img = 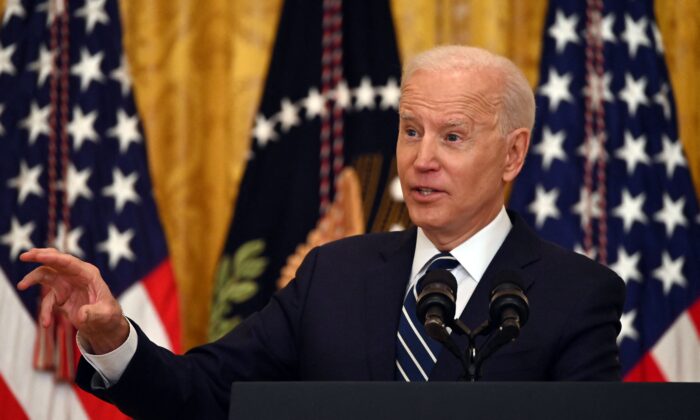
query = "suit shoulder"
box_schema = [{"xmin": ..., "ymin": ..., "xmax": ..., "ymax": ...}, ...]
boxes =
[
  {"xmin": 536, "ymin": 239, "xmax": 623, "ymax": 287},
  {"xmin": 317, "ymin": 230, "xmax": 411, "ymax": 256}
]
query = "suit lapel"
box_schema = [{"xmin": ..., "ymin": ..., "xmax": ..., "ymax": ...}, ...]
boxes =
[
  {"xmin": 430, "ymin": 211, "xmax": 540, "ymax": 380},
  {"xmin": 364, "ymin": 228, "xmax": 416, "ymax": 380}
]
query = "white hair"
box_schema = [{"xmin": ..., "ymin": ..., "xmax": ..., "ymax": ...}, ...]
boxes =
[{"xmin": 401, "ymin": 45, "xmax": 536, "ymax": 135}]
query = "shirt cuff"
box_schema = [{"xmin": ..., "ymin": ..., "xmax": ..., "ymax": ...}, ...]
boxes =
[{"xmin": 76, "ymin": 318, "xmax": 138, "ymax": 388}]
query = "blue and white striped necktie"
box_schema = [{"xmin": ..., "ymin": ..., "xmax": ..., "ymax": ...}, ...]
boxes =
[{"xmin": 395, "ymin": 252, "xmax": 459, "ymax": 381}]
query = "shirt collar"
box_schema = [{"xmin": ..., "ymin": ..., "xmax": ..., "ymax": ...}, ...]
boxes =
[{"xmin": 409, "ymin": 206, "xmax": 512, "ymax": 285}]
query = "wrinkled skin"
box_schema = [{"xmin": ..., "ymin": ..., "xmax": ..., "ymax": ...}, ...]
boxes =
[
  {"xmin": 18, "ymin": 248, "xmax": 128, "ymax": 353},
  {"xmin": 397, "ymin": 68, "xmax": 530, "ymax": 251}
]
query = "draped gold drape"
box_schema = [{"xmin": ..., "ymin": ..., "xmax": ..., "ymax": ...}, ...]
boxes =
[{"xmin": 2, "ymin": 1, "xmax": 697, "ymax": 349}]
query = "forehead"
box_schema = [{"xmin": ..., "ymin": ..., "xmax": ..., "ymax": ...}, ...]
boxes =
[{"xmin": 399, "ymin": 68, "xmax": 502, "ymax": 119}]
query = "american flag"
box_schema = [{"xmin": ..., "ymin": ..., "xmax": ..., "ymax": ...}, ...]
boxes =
[
  {"xmin": 510, "ymin": 0, "xmax": 700, "ymax": 381},
  {"xmin": 0, "ymin": 0, "xmax": 181, "ymax": 418}
]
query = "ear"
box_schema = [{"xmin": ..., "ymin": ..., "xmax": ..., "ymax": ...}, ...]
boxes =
[{"xmin": 502, "ymin": 128, "xmax": 530, "ymax": 182}]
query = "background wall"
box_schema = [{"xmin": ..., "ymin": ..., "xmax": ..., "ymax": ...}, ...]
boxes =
[{"xmin": 2, "ymin": 0, "xmax": 697, "ymax": 349}]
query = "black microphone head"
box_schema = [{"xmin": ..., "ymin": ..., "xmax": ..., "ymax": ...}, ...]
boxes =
[
  {"xmin": 489, "ymin": 269, "xmax": 529, "ymax": 327},
  {"xmin": 417, "ymin": 268, "xmax": 458, "ymax": 295},
  {"xmin": 416, "ymin": 269, "xmax": 457, "ymax": 327}
]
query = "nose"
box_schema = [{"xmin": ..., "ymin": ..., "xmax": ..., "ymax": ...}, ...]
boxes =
[{"xmin": 413, "ymin": 134, "xmax": 440, "ymax": 172}]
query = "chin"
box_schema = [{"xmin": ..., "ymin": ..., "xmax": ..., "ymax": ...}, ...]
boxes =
[{"xmin": 408, "ymin": 211, "xmax": 446, "ymax": 232}]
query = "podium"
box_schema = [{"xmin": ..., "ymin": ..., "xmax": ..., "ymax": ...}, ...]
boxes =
[{"xmin": 230, "ymin": 382, "xmax": 699, "ymax": 420}]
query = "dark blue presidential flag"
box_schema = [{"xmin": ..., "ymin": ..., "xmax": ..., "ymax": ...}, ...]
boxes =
[
  {"xmin": 0, "ymin": 1, "xmax": 180, "ymax": 418},
  {"xmin": 210, "ymin": 0, "xmax": 408, "ymax": 338},
  {"xmin": 510, "ymin": 0, "xmax": 700, "ymax": 381}
]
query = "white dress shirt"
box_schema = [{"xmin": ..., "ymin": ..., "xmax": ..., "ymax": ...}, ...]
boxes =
[
  {"xmin": 405, "ymin": 206, "xmax": 512, "ymax": 318},
  {"xmin": 80, "ymin": 206, "xmax": 512, "ymax": 386}
]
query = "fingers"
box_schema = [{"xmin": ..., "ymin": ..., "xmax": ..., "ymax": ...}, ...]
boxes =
[
  {"xmin": 19, "ymin": 248, "xmax": 99, "ymax": 283},
  {"xmin": 39, "ymin": 290, "xmax": 58, "ymax": 327},
  {"xmin": 17, "ymin": 266, "xmax": 58, "ymax": 290}
]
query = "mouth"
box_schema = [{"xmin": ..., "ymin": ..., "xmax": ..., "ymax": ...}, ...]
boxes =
[
  {"xmin": 410, "ymin": 186, "xmax": 445, "ymax": 200},
  {"xmin": 416, "ymin": 187, "xmax": 438, "ymax": 196}
]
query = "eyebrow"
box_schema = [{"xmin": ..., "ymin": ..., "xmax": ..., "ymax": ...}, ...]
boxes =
[
  {"xmin": 444, "ymin": 119, "xmax": 466, "ymax": 127},
  {"xmin": 399, "ymin": 113, "xmax": 467, "ymax": 127}
]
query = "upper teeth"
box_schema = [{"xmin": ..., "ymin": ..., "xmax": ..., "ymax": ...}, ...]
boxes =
[{"xmin": 418, "ymin": 188, "xmax": 434, "ymax": 195}]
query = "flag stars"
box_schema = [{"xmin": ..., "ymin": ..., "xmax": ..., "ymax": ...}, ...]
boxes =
[
  {"xmin": 576, "ymin": 135, "xmax": 607, "ymax": 162},
  {"xmin": 71, "ymin": 48, "xmax": 105, "ymax": 91},
  {"xmin": 609, "ymin": 247, "xmax": 642, "ymax": 284},
  {"xmin": 651, "ymin": 23, "xmax": 664, "ymax": 54},
  {"xmin": 378, "ymin": 77, "xmax": 400, "ymax": 110},
  {"xmin": 354, "ymin": 77, "xmax": 376, "ymax": 110},
  {"xmin": 66, "ymin": 164, "xmax": 93, "ymax": 205},
  {"xmin": 0, "ymin": 217, "xmax": 35, "ymax": 259},
  {"xmin": 98, "ymin": 224, "xmax": 135, "ymax": 269},
  {"xmin": 612, "ymin": 189, "xmax": 647, "ymax": 233},
  {"xmin": 102, "ymin": 168, "xmax": 140, "ymax": 213},
  {"xmin": 28, "ymin": 45, "xmax": 53, "ymax": 87},
  {"xmin": 548, "ymin": 9, "xmax": 580, "ymax": 53},
  {"xmin": 618, "ymin": 310, "xmax": 638, "ymax": 344},
  {"xmin": 2, "ymin": 0, "xmax": 25, "ymax": 24},
  {"xmin": 653, "ymin": 194, "xmax": 686, "ymax": 237},
  {"xmin": 614, "ymin": 131, "xmax": 650, "ymax": 174},
  {"xmin": 600, "ymin": 13, "xmax": 616, "ymax": 43},
  {"xmin": 0, "ymin": 42, "xmax": 17, "ymax": 76},
  {"xmin": 52, "ymin": 223, "xmax": 85, "ymax": 258},
  {"xmin": 654, "ymin": 135, "xmax": 686, "ymax": 178},
  {"xmin": 533, "ymin": 126, "xmax": 567, "ymax": 170},
  {"xmin": 68, "ymin": 106, "xmax": 99, "ymax": 150},
  {"xmin": 332, "ymin": 80, "xmax": 351, "ymax": 110},
  {"xmin": 619, "ymin": 73, "xmax": 649, "ymax": 116},
  {"xmin": 75, "ymin": 0, "xmax": 110, "ymax": 33},
  {"xmin": 621, "ymin": 15, "xmax": 651, "ymax": 58},
  {"xmin": 110, "ymin": 56, "xmax": 132, "ymax": 96},
  {"xmin": 107, "ymin": 109, "xmax": 142, "ymax": 153},
  {"xmin": 538, "ymin": 68, "xmax": 573, "ymax": 112},
  {"xmin": 277, "ymin": 98, "xmax": 300, "ymax": 132},
  {"xmin": 303, "ymin": 87, "xmax": 327, "ymax": 119},
  {"xmin": 652, "ymin": 252, "xmax": 686, "ymax": 295},
  {"xmin": 572, "ymin": 187, "xmax": 601, "ymax": 228},
  {"xmin": 252, "ymin": 114, "xmax": 277, "ymax": 147},
  {"xmin": 528, "ymin": 185, "xmax": 561, "ymax": 228},
  {"xmin": 20, "ymin": 102, "xmax": 51, "ymax": 144},
  {"xmin": 583, "ymin": 72, "xmax": 613, "ymax": 110},
  {"xmin": 573, "ymin": 243, "xmax": 597, "ymax": 260},
  {"xmin": 7, "ymin": 161, "xmax": 43, "ymax": 205},
  {"xmin": 37, "ymin": 0, "xmax": 66, "ymax": 26},
  {"xmin": 653, "ymin": 84, "xmax": 671, "ymax": 120}
]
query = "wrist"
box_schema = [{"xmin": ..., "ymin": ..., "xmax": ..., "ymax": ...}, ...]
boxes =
[{"xmin": 83, "ymin": 316, "xmax": 130, "ymax": 355}]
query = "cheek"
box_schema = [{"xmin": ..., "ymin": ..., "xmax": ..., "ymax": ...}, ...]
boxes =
[{"xmin": 396, "ymin": 143, "xmax": 412, "ymax": 172}]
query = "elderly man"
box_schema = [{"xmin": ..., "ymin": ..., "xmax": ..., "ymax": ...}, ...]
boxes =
[{"xmin": 18, "ymin": 46, "xmax": 625, "ymax": 418}]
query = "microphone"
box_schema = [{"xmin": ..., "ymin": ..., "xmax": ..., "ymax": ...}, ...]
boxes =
[
  {"xmin": 488, "ymin": 269, "xmax": 529, "ymax": 339},
  {"xmin": 416, "ymin": 269, "xmax": 458, "ymax": 342}
]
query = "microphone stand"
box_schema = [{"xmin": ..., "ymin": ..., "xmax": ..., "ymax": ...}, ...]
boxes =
[
  {"xmin": 439, "ymin": 318, "xmax": 517, "ymax": 381},
  {"xmin": 445, "ymin": 319, "xmax": 490, "ymax": 381}
]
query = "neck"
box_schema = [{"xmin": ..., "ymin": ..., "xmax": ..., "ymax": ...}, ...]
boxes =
[{"xmin": 422, "ymin": 206, "xmax": 503, "ymax": 252}]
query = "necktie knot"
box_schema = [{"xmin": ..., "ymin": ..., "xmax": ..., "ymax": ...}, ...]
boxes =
[{"xmin": 425, "ymin": 252, "xmax": 459, "ymax": 272}]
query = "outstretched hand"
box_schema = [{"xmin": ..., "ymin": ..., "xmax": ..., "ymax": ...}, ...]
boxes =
[{"xmin": 18, "ymin": 248, "xmax": 129, "ymax": 354}]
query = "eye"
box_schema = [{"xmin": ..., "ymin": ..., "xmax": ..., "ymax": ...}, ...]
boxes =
[
  {"xmin": 445, "ymin": 133, "xmax": 461, "ymax": 142},
  {"xmin": 406, "ymin": 128, "xmax": 418, "ymax": 137}
]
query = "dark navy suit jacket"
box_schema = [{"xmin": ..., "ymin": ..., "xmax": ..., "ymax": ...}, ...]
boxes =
[{"xmin": 77, "ymin": 211, "xmax": 625, "ymax": 419}]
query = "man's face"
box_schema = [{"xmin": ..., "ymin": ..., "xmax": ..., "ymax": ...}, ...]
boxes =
[{"xmin": 397, "ymin": 68, "xmax": 511, "ymax": 249}]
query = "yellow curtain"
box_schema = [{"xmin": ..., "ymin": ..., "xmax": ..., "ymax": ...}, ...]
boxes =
[
  {"xmin": 116, "ymin": 0, "xmax": 282, "ymax": 349},
  {"xmin": 2, "ymin": 0, "xmax": 697, "ymax": 349}
]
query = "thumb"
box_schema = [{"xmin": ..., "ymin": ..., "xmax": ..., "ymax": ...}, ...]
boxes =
[{"xmin": 78, "ymin": 300, "xmax": 123, "ymax": 331}]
